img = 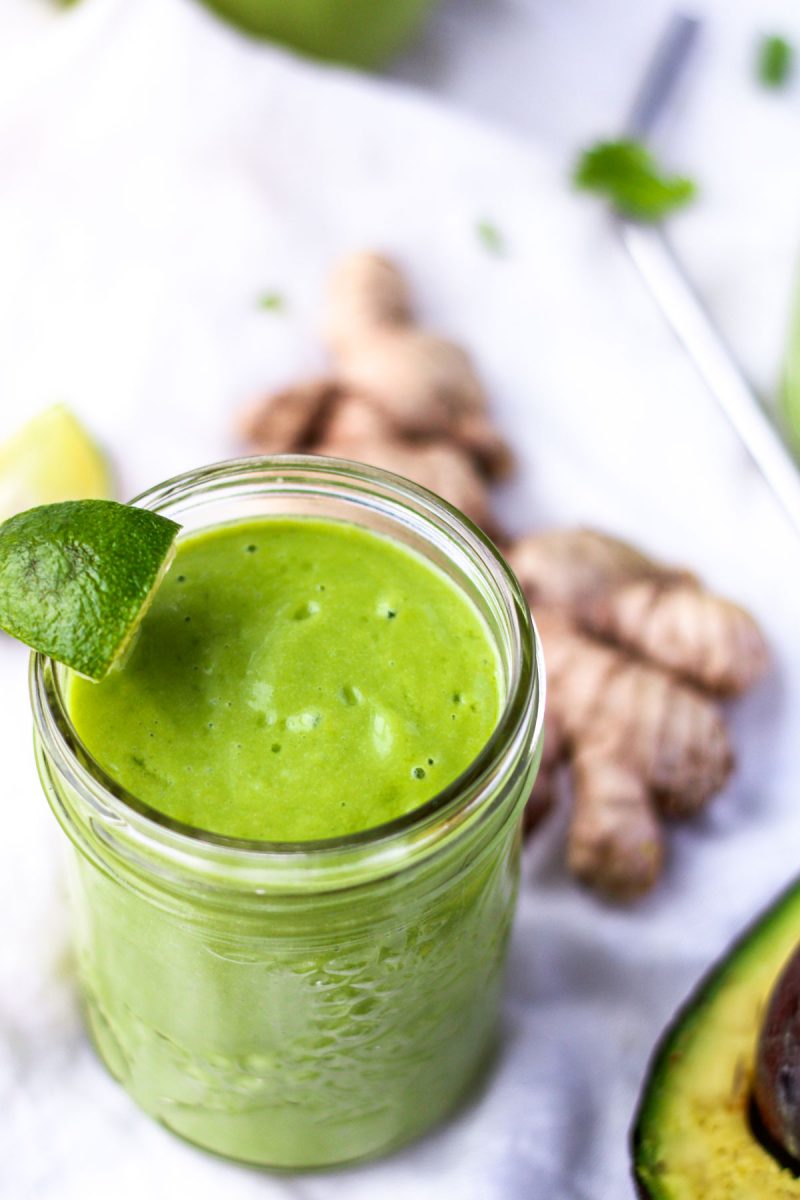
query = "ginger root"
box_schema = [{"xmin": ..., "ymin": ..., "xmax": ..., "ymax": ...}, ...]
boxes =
[
  {"xmin": 240, "ymin": 251, "xmax": 511, "ymax": 525},
  {"xmin": 509, "ymin": 529, "xmax": 767, "ymax": 697},
  {"xmin": 240, "ymin": 252, "xmax": 769, "ymax": 902},
  {"xmin": 509, "ymin": 533, "xmax": 767, "ymax": 900}
]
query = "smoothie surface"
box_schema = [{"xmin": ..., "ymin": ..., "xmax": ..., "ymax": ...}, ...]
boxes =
[{"xmin": 67, "ymin": 517, "xmax": 502, "ymax": 840}]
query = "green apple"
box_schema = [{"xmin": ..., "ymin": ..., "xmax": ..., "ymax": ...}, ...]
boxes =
[{"xmin": 198, "ymin": 0, "xmax": 437, "ymax": 68}]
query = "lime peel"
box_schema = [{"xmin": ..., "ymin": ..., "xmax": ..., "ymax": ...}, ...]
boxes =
[
  {"xmin": 0, "ymin": 500, "xmax": 180, "ymax": 680},
  {"xmin": 108, "ymin": 538, "xmax": 177, "ymax": 677}
]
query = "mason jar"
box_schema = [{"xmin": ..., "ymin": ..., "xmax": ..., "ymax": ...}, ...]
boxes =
[{"xmin": 31, "ymin": 456, "xmax": 544, "ymax": 1169}]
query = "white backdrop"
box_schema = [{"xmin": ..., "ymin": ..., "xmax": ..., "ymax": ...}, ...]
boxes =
[{"xmin": 2, "ymin": 1, "xmax": 800, "ymax": 1197}]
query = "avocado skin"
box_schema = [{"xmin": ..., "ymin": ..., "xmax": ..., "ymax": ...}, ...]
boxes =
[{"xmin": 631, "ymin": 876, "xmax": 800, "ymax": 1199}]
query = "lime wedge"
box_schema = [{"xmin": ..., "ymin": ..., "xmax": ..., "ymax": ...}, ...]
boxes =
[
  {"xmin": 0, "ymin": 405, "xmax": 112, "ymax": 523},
  {"xmin": 0, "ymin": 500, "xmax": 179, "ymax": 680}
]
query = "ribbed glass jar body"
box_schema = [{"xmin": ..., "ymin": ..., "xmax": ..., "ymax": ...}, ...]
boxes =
[{"xmin": 32, "ymin": 456, "xmax": 543, "ymax": 1168}]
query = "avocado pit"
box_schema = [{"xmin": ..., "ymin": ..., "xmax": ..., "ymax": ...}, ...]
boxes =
[{"xmin": 754, "ymin": 944, "xmax": 800, "ymax": 1169}]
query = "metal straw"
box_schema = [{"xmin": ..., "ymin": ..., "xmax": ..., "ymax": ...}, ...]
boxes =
[{"xmin": 617, "ymin": 13, "xmax": 800, "ymax": 536}]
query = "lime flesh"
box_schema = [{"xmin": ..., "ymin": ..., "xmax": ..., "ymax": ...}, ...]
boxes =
[
  {"xmin": 0, "ymin": 500, "xmax": 179, "ymax": 680},
  {"xmin": 0, "ymin": 405, "xmax": 112, "ymax": 524}
]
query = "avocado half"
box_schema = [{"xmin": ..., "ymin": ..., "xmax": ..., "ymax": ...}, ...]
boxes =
[{"xmin": 632, "ymin": 877, "xmax": 800, "ymax": 1197}]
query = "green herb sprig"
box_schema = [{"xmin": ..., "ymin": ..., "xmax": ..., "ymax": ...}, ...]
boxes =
[{"xmin": 573, "ymin": 139, "xmax": 697, "ymax": 222}]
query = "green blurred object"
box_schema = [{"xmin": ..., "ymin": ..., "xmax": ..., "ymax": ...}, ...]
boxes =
[
  {"xmin": 476, "ymin": 219, "xmax": 506, "ymax": 257},
  {"xmin": 757, "ymin": 34, "xmax": 794, "ymax": 89},
  {"xmin": 781, "ymin": 274, "xmax": 800, "ymax": 456},
  {"xmin": 197, "ymin": 0, "xmax": 437, "ymax": 68}
]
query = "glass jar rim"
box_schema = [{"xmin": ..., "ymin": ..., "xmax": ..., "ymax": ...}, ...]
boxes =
[{"xmin": 31, "ymin": 455, "xmax": 544, "ymax": 882}]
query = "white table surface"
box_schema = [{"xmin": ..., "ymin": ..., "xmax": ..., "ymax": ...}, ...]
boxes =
[{"xmin": 2, "ymin": 1, "xmax": 800, "ymax": 1197}]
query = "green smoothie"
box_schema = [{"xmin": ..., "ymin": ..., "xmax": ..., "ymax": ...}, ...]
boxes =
[
  {"xmin": 34, "ymin": 471, "xmax": 539, "ymax": 1169},
  {"xmin": 68, "ymin": 517, "xmax": 501, "ymax": 841}
]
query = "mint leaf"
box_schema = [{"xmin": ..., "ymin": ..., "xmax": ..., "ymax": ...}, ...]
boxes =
[
  {"xmin": 573, "ymin": 139, "xmax": 697, "ymax": 222},
  {"xmin": 758, "ymin": 35, "xmax": 793, "ymax": 88}
]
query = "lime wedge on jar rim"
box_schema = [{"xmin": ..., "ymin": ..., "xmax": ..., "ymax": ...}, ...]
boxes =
[
  {"xmin": 0, "ymin": 404, "xmax": 112, "ymax": 523},
  {"xmin": 0, "ymin": 499, "xmax": 179, "ymax": 680}
]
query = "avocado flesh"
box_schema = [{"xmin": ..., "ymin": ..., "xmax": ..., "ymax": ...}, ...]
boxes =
[{"xmin": 633, "ymin": 878, "xmax": 800, "ymax": 1198}]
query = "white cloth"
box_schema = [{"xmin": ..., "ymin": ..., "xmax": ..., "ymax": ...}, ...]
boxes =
[{"xmin": 2, "ymin": 1, "xmax": 800, "ymax": 1197}]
